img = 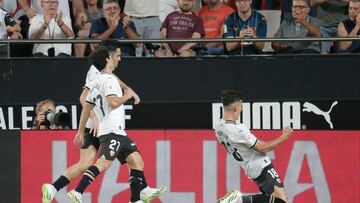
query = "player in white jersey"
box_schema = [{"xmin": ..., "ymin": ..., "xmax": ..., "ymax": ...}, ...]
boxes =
[
  {"xmin": 67, "ymin": 46, "xmax": 165, "ymax": 203},
  {"xmin": 215, "ymin": 89, "xmax": 293, "ymax": 203},
  {"xmin": 42, "ymin": 43, "xmax": 164, "ymax": 203}
]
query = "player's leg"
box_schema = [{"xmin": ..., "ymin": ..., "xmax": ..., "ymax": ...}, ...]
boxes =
[
  {"xmin": 42, "ymin": 129, "xmax": 99, "ymax": 203},
  {"xmin": 119, "ymin": 137, "xmax": 166, "ymax": 203},
  {"xmin": 68, "ymin": 134, "xmax": 120, "ymax": 203}
]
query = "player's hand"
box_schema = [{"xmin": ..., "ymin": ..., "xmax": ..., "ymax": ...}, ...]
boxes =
[
  {"xmin": 89, "ymin": 117, "xmax": 99, "ymax": 137},
  {"xmin": 281, "ymin": 126, "xmax": 293, "ymax": 138},
  {"xmin": 133, "ymin": 92, "xmax": 141, "ymax": 104},
  {"xmin": 73, "ymin": 132, "xmax": 84, "ymax": 147}
]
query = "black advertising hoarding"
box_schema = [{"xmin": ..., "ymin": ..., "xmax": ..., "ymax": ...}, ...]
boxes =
[
  {"xmin": 0, "ymin": 131, "xmax": 21, "ymax": 203},
  {"xmin": 0, "ymin": 100, "xmax": 359, "ymax": 130},
  {"xmin": 1, "ymin": 55, "xmax": 360, "ymax": 104}
]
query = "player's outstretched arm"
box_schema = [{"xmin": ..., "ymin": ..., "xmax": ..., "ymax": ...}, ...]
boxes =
[{"xmin": 253, "ymin": 126, "xmax": 293, "ymax": 153}]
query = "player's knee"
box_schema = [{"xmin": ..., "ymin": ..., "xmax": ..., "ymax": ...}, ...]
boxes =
[{"xmin": 95, "ymin": 157, "xmax": 112, "ymax": 172}]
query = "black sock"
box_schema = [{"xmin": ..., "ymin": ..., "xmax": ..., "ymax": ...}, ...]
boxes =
[
  {"xmin": 129, "ymin": 169, "xmax": 145, "ymax": 202},
  {"xmin": 52, "ymin": 175, "xmax": 70, "ymax": 191},
  {"xmin": 242, "ymin": 194, "xmax": 286, "ymax": 203},
  {"xmin": 75, "ymin": 165, "xmax": 100, "ymax": 194},
  {"xmin": 137, "ymin": 170, "xmax": 148, "ymax": 190}
]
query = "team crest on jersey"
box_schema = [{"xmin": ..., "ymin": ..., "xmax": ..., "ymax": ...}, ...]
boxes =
[{"xmin": 110, "ymin": 150, "xmax": 115, "ymax": 157}]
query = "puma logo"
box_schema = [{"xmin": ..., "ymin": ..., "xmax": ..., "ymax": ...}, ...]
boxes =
[{"xmin": 303, "ymin": 101, "xmax": 338, "ymax": 129}]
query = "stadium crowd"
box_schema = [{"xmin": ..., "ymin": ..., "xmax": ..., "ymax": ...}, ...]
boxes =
[{"xmin": 0, "ymin": 0, "xmax": 359, "ymax": 57}]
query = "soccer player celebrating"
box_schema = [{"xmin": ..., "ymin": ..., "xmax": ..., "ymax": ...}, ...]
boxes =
[{"xmin": 215, "ymin": 89, "xmax": 293, "ymax": 203}]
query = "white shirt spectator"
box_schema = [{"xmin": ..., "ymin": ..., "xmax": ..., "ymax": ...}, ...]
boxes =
[
  {"xmin": 125, "ymin": 0, "xmax": 159, "ymax": 17},
  {"xmin": 159, "ymin": 0, "xmax": 178, "ymax": 22},
  {"xmin": 29, "ymin": 14, "xmax": 73, "ymax": 56}
]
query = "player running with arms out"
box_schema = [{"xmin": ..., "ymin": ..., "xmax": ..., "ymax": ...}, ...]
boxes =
[
  {"xmin": 215, "ymin": 89, "xmax": 293, "ymax": 203},
  {"xmin": 68, "ymin": 46, "xmax": 165, "ymax": 203}
]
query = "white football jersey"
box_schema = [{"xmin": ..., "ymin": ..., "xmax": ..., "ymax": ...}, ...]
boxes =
[
  {"xmin": 214, "ymin": 119, "xmax": 271, "ymax": 179},
  {"xmin": 86, "ymin": 73, "xmax": 127, "ymax": 137},
  {"xmin": 84, "ymin": 65, "xmax": 101, "ymax": 129}
]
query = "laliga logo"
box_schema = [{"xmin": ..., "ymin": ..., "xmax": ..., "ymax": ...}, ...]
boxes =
[{"xmin": 303, "ymin": 101, "xmax": 338, "ymax": 129}]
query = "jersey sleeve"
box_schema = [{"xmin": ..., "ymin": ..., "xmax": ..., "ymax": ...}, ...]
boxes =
[
  {"xmin": 105, "ymin": 76, "xmax": 121, "ymax": 97},
  {"xmin": 231, "ymin": 125, "xmax": 258, "ymax": 149},
  {"xmin": 84, "ymin": 67, "xmax": 99, "ymax": 90},
  {"xmin": 85, "ymin": 89, "xmax": 95, "ymax": 106}
]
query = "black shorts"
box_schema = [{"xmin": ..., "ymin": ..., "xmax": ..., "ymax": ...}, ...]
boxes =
[
  {"xmin": 252, "ymin": 164, "xmax": 284, "ymax": 194},
  {"xmin": 81, "ymin": 128, "xmax": 100, "ymax": 150},
  {"xmin": 98, "ymin": 133, "xmax": 138, "ymax": 163}
]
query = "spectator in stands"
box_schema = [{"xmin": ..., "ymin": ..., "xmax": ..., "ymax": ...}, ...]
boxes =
[
  {"xmin": 198, "ymin": 0, "xmax": 234, "ymax": 55},
  {"xmin": 0, "ymin": 0, "xmax": 21, "ymax": 57},
  {"xmin": 74, "ymin": 0, "xmax": 103, "ymax": 57},
  {"xmin": 338, "ymin": 0, "xmax": 360, "ymax": 53},
  {"xmin": 29, "ymin": 0, "xmax": 74, "ymax": 57},
  {"xmin": 223, "ymin": 0, "xmax": 267, "ymax": 55},
  {"xmin": 156, "ymin": 0, "xmax": 205, "ymax": 57},
  {"xmin": 159, "ymin": 0, "xmax": 179, "ymax": 23},
  {"xmin": 90, "ymin": 0, "xmax": 139, "ymax": 56},
  {"xmin": 310, "ymin": 0, "xmax": 348, "ymax": 53},
  {"xmin": 124, "ymin": 0, "xmax": 161, "ymax": 56},
  {"xmin": 272, "ymin": 0, "xmax": 321, "ymax": 54}
]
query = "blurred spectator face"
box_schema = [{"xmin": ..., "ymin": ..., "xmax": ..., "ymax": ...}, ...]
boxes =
[
  {"xmin": 235, "ymin": 0, "xmax": 252, "ymax": 14},
  {"xmin": 349, "ymin": 1, "xmax": 360, "ymax": 21},
  {"xmin": 103, "ymin": 2, "xmax": 120, "ymax": 19},
  {"xmin": 291, "ymin": 0, "xmax": 309, "ymax": 17},
  {"xmin": 177, "ymin": 0, "xmax": 194, "ymax": 12},
  {"xmin": 41, "ymin": 0, "xmax": 59, "ymax": 16}
]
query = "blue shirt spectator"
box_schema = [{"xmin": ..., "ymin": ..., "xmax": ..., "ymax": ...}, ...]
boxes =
[
  {"xmin": 224, "ymin": 8, "xmax": 267, "ymax": 55},
  {"xmin": 91, "ymin": 17, "xmax": 137, "ymax": 56}
]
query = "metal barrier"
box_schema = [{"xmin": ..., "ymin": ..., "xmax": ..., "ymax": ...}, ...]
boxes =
[{"xmin": 1, "ymin": 37, "xmax": 360, "ymax": 57}]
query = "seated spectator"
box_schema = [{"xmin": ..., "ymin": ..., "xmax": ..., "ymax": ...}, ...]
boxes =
[
  {"xmin": 223, "ymin": 0, "xmax": 267, "ymax": 55},
  {"xmin": 198, "ymin": 0, "xmax": 234, "ymax": 55},
  {"xmin": 90, "ymin": 0, "xmax": 138, "ymax": 56},
  {"xmin": 74, "ymin": 0, "xmax": 103, "ymax": 57},
  {"xmin": 29, "ymin": 0, "xmax": 74, "ymax": 57},
  {"xmin": 156, "ymin": 0, "xmax": 205, "ymax": 57},
  {"xmin": 310, "ymin": 0, "xmax": 348, "ymax": 53},
  {"xmin": 338, "ymin": 0, "xmax": 360, "ymax": 53},
  {"xmin": 0, "ymin": 0, "xmax": 21, "ymax": 57},
  {"xmin": 272, "ymin": 0, "xmax": 321, "ymax": 54}
]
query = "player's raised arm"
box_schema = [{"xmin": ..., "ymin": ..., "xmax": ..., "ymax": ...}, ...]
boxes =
[{"xmin": 253, "ymin": 126, "xmax": 293, "ymax": 153}]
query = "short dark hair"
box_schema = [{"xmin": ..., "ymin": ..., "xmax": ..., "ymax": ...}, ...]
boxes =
[
  {"xmin": 100, "ymin": 39, "xmax": 121, "ymax": 53},
  {"xmin": 89, "ymin": 46, "xmax": 109, "ymax": 71},
  {"xmin": 221, "ymin": 89, "xmax": 244, "ymax": 107}
]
